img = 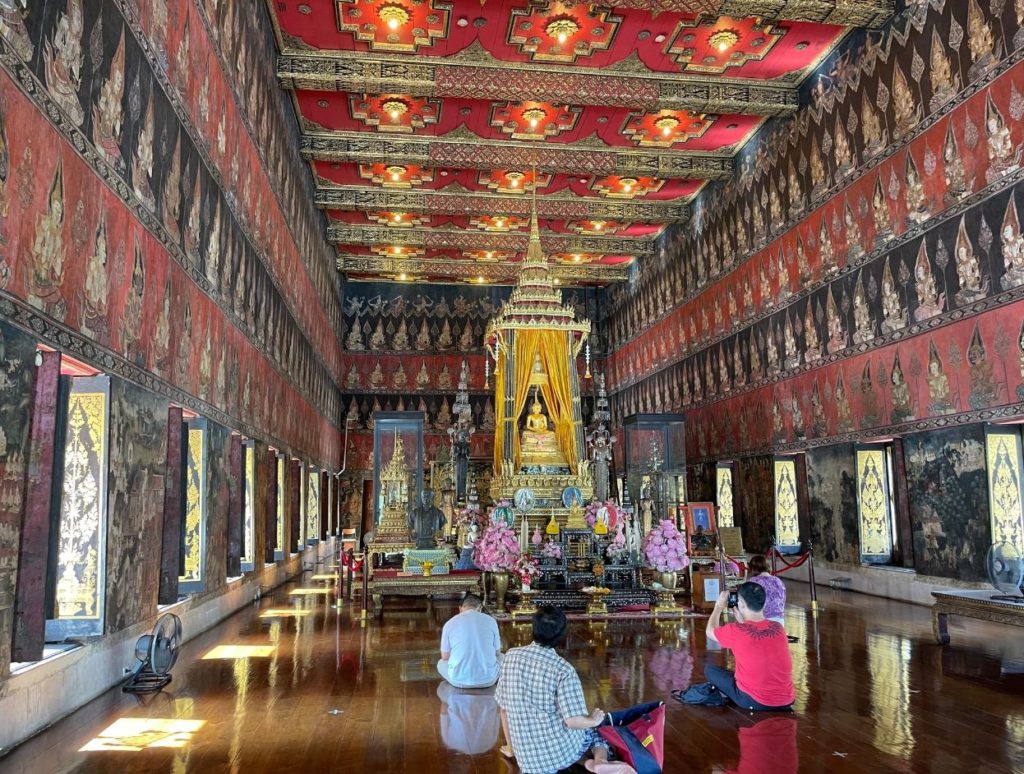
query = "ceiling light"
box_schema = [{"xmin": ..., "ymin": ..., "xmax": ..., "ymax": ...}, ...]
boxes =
[
  {"xmin": 574, "ymin": 254, "xmax": 582, "ymax": 262},
  {"xmin": 485, "ymin": 251, "xmax": 494, "ymax": 259},
  {"xmin": 553, "ymin": 278, "xmax": 561, "ymax": 285},
  {"xmin": 393, "ymin": 213, "xmax": 402, "ymax": 222},
  {"xmin": 379, "ymin": 4, "xmax": 409, "ymax": 31},
  {"xmin": 654, "ymin": 115, "xmax": 679, "ymax": 138},
  {"xmin": 511, "ymin": 178, "xmax": 520, "ymax": 187},
  {"xmin": 523, "ymin": 108, "xmax": 546, "ymax": 131},
  {"xmin": 546, "ymin": 17, "xmax": 579, "ymax": 45},
  {"xmin": 391, "ymin": 172, "xmax": 400, "ymax": 181},
  {"xmin": 393, "ymin": 246, "xmax": 403, "ymax": 254},
  {"xmin": 399, "ymin": 272, "xmax": 408, "ymax": 280},
  {"xmin": 621, "ymin": 177, "xmax": 636, "ymax": 193},
  {"xmin": 709, "ymin": 29, "xmax": 739, "ymax": 53},
  {"xmin": 477, "ymin": 276, "xmax": 485, "ymax": 283},
  {"xmin": 654, "ymin": 33, "xmax": 666, "ymax": 43},
  {"xmin": 593, "ymin": 221, "xmax": 604, "ymax": 231}
]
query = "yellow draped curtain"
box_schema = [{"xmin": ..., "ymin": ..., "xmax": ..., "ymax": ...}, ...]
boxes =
[{"xmin": 493, "ymin": 329, "xmax": 579, "ymax": 474}]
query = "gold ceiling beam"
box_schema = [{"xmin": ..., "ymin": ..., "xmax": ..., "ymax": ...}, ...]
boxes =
[
  {"xmin": 302, "ymin": 132, "xmax": 733, "ymax": 180},
  {"xmin": 278, "ymin": 51, "xmax": 799, "ymax": 116},
  {"xmin": 314, "ymin": 186, "xmax": 690, "ymax": 222},
  {"xmin": 337, "ymin": 255, "xmax": 631, "ymax": 284},
  {"xmin": 327, "ymin": 224, "xmax": 657, "ymax": 255},
  {"xmin": 600, "ymin": 0, "xmax": 892, "ymax": 26}
]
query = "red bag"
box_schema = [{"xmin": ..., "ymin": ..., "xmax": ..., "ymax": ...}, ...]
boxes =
[{"xmin": 597, "ymin": 701, "xmax": 665, "ymax": 774}]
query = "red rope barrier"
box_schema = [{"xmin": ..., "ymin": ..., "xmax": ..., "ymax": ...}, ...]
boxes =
[{"xmin": 769, "ymin": 548, "xmax": 811, "ymax": 573}]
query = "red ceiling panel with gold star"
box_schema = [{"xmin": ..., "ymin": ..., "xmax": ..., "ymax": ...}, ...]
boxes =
[{"xmin": 269, "ymin": 0, "xmax": 888, "ymax": 285}]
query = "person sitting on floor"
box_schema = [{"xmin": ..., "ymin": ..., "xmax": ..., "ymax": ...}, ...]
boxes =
[
  {"xmin": 745, "ymin": 554, "xmax": 787, "ymax": 626},
  {"xmin": 704, "ymin": 583, "xmax": 795, "ymax": 712},
  {"xmin": 495, "ymin": 606, "xmax": 636, "ymax": 774},
  {"xmin": 437, "ymin": 594, "xmax": 502, "ymax": 689}
]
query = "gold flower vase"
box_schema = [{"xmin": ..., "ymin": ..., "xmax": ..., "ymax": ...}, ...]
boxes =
[{"xmin": 493, "ymin": 571, "xmax": 510, "ymax": 612}]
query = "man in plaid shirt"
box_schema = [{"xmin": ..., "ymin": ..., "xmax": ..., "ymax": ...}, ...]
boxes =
[{"xmin": 495, "ymin": 606, "xmax": 635, "ymax": 774}]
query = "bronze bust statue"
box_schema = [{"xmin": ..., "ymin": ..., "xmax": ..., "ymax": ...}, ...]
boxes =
[{"xmin": 408, "ymin": 490, "xmax": 447, "ymax": 550}]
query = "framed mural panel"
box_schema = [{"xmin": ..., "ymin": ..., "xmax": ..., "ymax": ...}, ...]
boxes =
[
  {"xmin": 179, "ymin": 418, "xmax": 208, "ymax": 594},
  {"xmin": 307, "ymin": 467, "xmax": 320, "ymax": 545},
  {"xmin": 716, "ymin": 463, "xmax": 735, "ymax": 528},
  {"xmin": 242, "ymin": 440, "xmax": 256, "ymax": 572},
  {"xmin": 774, "ymin": 457, "xmax": 801, "ymax": 553},
  {"xmin": 275, "ymin": 453, "xmax": 286, "ymax": 560},
  {"xmin": 46, "ymin": 376, "xmax": 111, "ymax": 640},
  {"xmin": 985, "ymin": 427, "xmax": 1024, "ymax": 555},
  {"xmin": 856, "ymin": 445, "xmax": 895, "ymax": 565}
]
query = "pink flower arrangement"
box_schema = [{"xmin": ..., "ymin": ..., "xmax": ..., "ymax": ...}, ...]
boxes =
[
  {"xmin": 514, "ymin": 554, "xmax": 540, "ymax": 586},
  {"xmin": 472, "ymin": 518, "xmax": 522, "ymax": 571},
  {"xmin": 641, "ymin": 519, "xmax": 690, "ymax": 573},
  {"xmin": 584, "ymin": 500, "xmax": 618, "ymax": 528},
  {"xmin": 540, "ymin": 540, "xmax": 562, "ymax": 560}
]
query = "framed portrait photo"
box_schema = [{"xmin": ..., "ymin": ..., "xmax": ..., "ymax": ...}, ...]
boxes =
[{"xmin": 685, "ymin": 501, "xmax": 717, "ymax": 554}]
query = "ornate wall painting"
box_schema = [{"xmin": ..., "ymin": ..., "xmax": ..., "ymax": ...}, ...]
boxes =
[
  {"xmin": 48, "ymin": 376, "xmax": 110, "ymax": 640},
  {"xmin": 984, "ymin": 428, "xmax": 1024, "ymax": 554},
  {"xmin": 903, "ymin": 425, "xmax": 991, "ymax": 580},
  {"xmin": 104, "ymin": 377, "xmax": 167, "ymax": 634},
  {"xmin": 203, "ymin": 420, "xmax": 230, "ymax": 593},
  {"xmin": 242, "ymin": 439, "xmax": 255, "ymax": 570},
  {"xmin": 306, "ymin": 467, "xmax": 320, "ymax": 544},
  {"xmin": 0, "ymin": 320, "xmax": 39, "ymax": 678},
  {"xmin": 806, "ymin": 444, "xmax": 860, "ymax": 565},
  {"xmin": 275, "ymin": 453, "xmax": 286, "ymax": 559},
  {"xmin": 715, "ymin": 463, "xmax": 735, "ymax": 528},
  {"xmin": 774, "ymin": 458, "xmax": 801, "ymax": 550},
  {"xmin": 856, "ymin": 447, "xmax": 894, "ymax": 563},
  {"xmin": 179, "ymin": 418, "xmax": 207, "ymax": 593}
]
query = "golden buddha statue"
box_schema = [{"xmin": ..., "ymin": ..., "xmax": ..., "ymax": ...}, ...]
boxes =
[{"xmin": 521, "ymin": 388, "xmax": 567, "ymax": 468}]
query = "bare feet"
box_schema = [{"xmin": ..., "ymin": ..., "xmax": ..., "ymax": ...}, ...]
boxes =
[
  {"xmin": 584, "ymin": 761, "xmax": 637, "ymax": 774},
  {"xmin": 499, "ymin": 745, "xmax": 515, "ymax": 759}
]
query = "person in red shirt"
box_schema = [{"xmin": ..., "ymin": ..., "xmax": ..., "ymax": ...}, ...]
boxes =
[{"xmin": 705, "ymin": 583, "xmax": 795, "ymax": 711}]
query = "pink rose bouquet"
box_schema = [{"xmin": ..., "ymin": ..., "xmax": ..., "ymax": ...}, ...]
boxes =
[
  {"xmin": 473, "ymin": 518, "xmax": 522, "ymax": 571},
  {"xmin": 641, "ymin": 519, "xmax": 690, "ymax": 573},
  {"xmin": 584, "ymin": 499, "xmax": 617, "ymax": 528},
  {"xmin": 456, "ymin": 505, "xmax": 484, "ymax": 528}
]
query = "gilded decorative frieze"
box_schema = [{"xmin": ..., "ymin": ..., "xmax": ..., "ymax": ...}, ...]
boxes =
[
  {"xmin": 337, "ymin": 256, "xmax": 628, "ymax": 283},
  {"xmin": 301, "ymin": 134, "xmax": 734, "ymax": 179},
  {"xmin": 277, "ymin": 52, "xmax": 798, "ymax": 116},
  {"xmin": 327, "ymin": 225, "xmax": 656, "ymax": 255},
  {"xmin": 314, "ymin": 187, "xmax": 690, "ymax": 221}
]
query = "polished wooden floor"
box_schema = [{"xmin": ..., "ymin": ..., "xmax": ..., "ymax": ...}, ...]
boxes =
[{"xmin": 2, "ymin": 578, "xmax": 1023, "ymax": 773}]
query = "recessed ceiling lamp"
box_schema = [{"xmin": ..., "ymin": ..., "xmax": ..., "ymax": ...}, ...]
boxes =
[
  {"xmin": 507, "ymin": 171, "xmax": 524, "ymax": 188},
  {"xmin": 392, "ymin": 246, "xmax": 403, "ymax": 255},
  {"xmin": 393, "ymin": 213, "xmax": 403, "ymax": 222},
  {"xmin": 593, "ymin": 220, "xmax": 605, "ymax": 231},
  {"xmin": 573, "ymin": 254, "xmax": 582, "ymax": 262},
  {"xmin": 387, "ymin": 165, "xmax": 405, "ymax": 182},
  {"xmin": 399, "ymin": 272, "xmax": 408, "ymax": 280},
  {"xmin": 523, "ymin": 108, "xmax": 546, "ymax": 130},
  {"xmin": 708, "ymin": 29, "xmax": 739, "ymax": 53},
  {"xmin": 620, "ymin": 177, "xmax": 636, "ymax": 193},
  {"xmin": 655, "ymin": 115, "xmax": 679, "ymax": 137},
  {"xmin": 379, "ymin": 3, "xmax": 409, "ymax": 31},
  {"xmin": 546, "ymin": 17, "xmax": 579, "ymax": 45},
  {"xmin": 477, "ymin": 275, "xmax": 485, "ymax": 283},
  {"xmin": 382, "ymin": 99, "xmax": 407, "ymax": 121}
]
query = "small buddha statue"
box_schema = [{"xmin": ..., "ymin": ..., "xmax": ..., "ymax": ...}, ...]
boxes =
[{"xmin": 521, "ymin": 389, "xmax": 566, "ymax": 468}]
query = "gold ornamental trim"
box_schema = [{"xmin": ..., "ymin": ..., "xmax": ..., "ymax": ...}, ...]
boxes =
[
  {"xmin": 337, "ymin": 255, "xmax": 629, "ymax": 284},
  {"xmin": 327, "ymin": 224, "xmax": 657, "ymax": 255},
  {"xmin": 301, "ymin": 132, "xmax": 734, "ymax": 179},
  {"xmin": 314, "ymin": 186, "xmax": 692, "ymax": 221}
]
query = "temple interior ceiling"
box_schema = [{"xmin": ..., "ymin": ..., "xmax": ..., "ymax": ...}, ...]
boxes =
[{"xmin": 268, "ymin": 0, "xmax": 893, "ymax": 286}]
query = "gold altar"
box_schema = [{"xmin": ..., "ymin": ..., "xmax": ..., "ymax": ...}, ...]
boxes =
[
  {"xmin": 485, "ymin": 191, "xmax": 593, "ymax": 521},
  {"xmin": 366, "ymin": 430, "xmax": 414, "ymax": 574}
]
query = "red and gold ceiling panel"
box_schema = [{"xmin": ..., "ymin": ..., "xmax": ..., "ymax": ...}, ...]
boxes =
[
  {"xmin": 370, "ymin": 244, "xmax": 426, "ymax": 258},
  {"xmin": 355, "ymin": 162, "xmax": 435, "ymax": 187},
  {"xmin": 365, "ymin": 210, "xmax": 429, "ymax": 227},
  {"xmin": 507, "ymin": 2, "xmax": 621, "ymax": 64},
  {"xmin": 300, "ymin": 92, "xmax": 759, "ymax": 150},
  {"xmin": 348, "ymin": 94, "xmax": 441, "ymax": 132},
  {"xmin": 469, "ymin": 214, "xmax": 528, "ymax": 232},
  {"xmin": 622, "ymin": 110, "xmax": 711, "ymax": 148},
  {"xmin": 334, "ymin": 0, "xmax": 452, "ymax": 53},
  {"xmin": 665, "ymin": 16, "xmax": 783, "ymax": 74},
  {"xmin": 464, "ymin": 249, "xmax": 515, "ymax": 261},
  {"xmin": 279, "ymin": 2, "xmax": 845, "ymax": 80},
  {"xmin": 591, "ymin": 175, "xmax": 665, "ymax": 199},
  {"xmin": 490, "ymin": 101, "xmax": 581, "ymax": 141},
  {"xmin": 477, "ymin": 168, "xmax": 552, "ymax": 193}
]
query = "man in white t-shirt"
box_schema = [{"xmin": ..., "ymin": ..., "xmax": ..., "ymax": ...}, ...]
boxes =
[{"xmin": 437, "ymin": 594, "xmax": 502, "ymax": 688}]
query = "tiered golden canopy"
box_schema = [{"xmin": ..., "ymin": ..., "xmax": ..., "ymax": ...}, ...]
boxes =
[{"xmin": 485, "ymin": 195, "xmax": 590, "ymax": 477}]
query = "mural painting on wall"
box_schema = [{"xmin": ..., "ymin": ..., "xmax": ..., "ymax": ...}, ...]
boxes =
[
  {"xmin": 806, "ymin": 444, "xmax": 860, "ymax": 566},
  {"xmin": 0, "ymin": 1, "xmax": 339, "ymax": 465},
  {"xmin": 903, "ymin": 425, "xmax": 991, "ymax": 580},
  {"xmin": 604, "ymin": 0, "xmax": 1024, "ymax": 462}
]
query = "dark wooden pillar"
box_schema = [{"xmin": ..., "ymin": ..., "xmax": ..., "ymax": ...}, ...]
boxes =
[
  {"xmin": 12, "ymin": 350, "xmax": 59, "ymax": 662},
  {"xmin": 795, "ymin": 453, "xmax": 812, "ymax": 549},
  {"xmin": 227, "ymin": 434, "xmax": 242, "ymax": 577},
  {"xmin": 158, "ymin": 408, "xmax": 185, "ymax": 605},
  {"xmin": 891, "ymin": 438, "xmax": 915, "ymax": 568},
  {"xmin": 289, "ymin": 459, "xmax": 301, "ymax": 553},
  {"xmin": 320, "ymin": 472, "xmax": 330, "ymax": 542},
  {"xmin": 264, "ymin": 448, "xmax": 278, "ymax": 563}
]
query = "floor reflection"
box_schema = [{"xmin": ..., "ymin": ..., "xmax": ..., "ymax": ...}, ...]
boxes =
[
  {"xmin": 436, "ymin": 682, "xmax": 500, "ymax": 755},
  {"xmin": 726, "ymin": 716, "xmax": 798, "ymax": 774}
]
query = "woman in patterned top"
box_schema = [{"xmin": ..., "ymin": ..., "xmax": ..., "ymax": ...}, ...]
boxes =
[
  {"xmin": 495, "ymin": 606, "xmax": 636, "ymax": 774},
  {"xmin": 746, "ymin": 554, "xmax": 787, "ymax": 626}
]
